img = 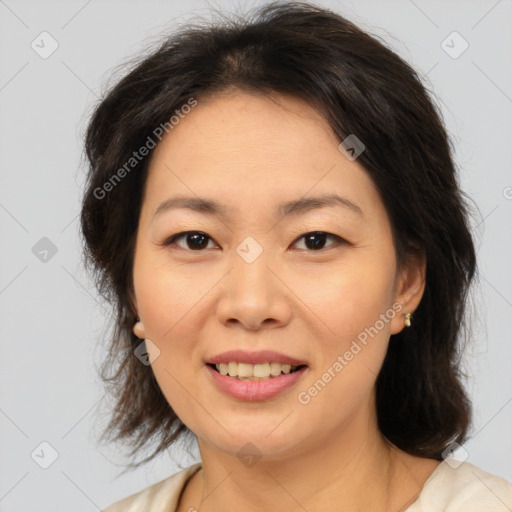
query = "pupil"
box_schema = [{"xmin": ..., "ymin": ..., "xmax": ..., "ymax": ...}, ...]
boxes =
[
  {"xmin": 188, "ymin": 233, "xmax": 208, "ymax": 250},
  {"xmin": 306, "ymin": 232, "xmax": 327, "ymax": 250}
]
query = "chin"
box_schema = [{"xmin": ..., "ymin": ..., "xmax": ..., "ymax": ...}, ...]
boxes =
[{"xmin": 201, "ymin": 420, "xmax": 309, "ymax": 461}]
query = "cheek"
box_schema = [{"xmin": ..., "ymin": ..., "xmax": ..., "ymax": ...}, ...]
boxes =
[
  {"xmin": 293, "ymin": 267, "xmax": 395, "ymax": 431},
  {"xmin": 296, "ymin": 253, "xmax": 397, "ymax": 345},
  {"xmin": 133, "ymin": 264, "xmax": 204, "ymax": 424},
  {"xmin": 296, "ymin": 252, "xmax": 397, "ymax": 403},
  {"xmin": 132, "ymin": 253, "xmax": 216, "ymax": 406},
  {"xmin": 133, "ymin": 252, "xmax": 212, "ymax": 338}
]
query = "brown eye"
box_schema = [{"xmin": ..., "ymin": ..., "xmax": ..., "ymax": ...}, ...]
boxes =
[
  {"xmin": 293, "ymin": 231, "xmax": 342, "ymax": 251},
  {"xmin": 163, "ymin": 230, "xmax": 343, "ymax": 253},
  {"xmin": 165, "ymin": 231, "xmax": 217, "ymax": 251}
]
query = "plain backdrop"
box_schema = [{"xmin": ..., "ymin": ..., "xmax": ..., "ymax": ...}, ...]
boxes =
[{"xmin": 1, "ymin": 0, "xmax": 511, "ymax": 510}]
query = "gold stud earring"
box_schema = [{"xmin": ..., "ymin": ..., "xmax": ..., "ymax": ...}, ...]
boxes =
[{"xmin": 404, "ymin": 312, "xmax": 412, "ymax": 327}]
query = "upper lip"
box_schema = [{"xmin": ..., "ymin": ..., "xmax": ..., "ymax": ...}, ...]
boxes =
[{"xmin": 206, "ymin": 350, "xmax": 308, "ymax": 366}]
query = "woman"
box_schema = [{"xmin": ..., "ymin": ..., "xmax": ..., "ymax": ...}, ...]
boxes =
[{"xmin": 80, "ymin": 2, "xmax": 512, "ymax": 511}]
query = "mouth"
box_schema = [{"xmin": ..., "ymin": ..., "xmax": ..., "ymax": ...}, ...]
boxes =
[
  {"xmin": 205, "ymin": 361, "xmax": 309, "ymax": 401},
  {"xmin": 206, "ymin": 362, "xmax": 308, "ymax": 381}
]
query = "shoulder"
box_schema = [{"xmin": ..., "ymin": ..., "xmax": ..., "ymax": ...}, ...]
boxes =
[
  {"xmin": 406, "ymin": 457, "xmax": 512, "ymax": 511},
  {"xmin": 102, "ymin": 462, "xmax": 202, "ymax": 512}
]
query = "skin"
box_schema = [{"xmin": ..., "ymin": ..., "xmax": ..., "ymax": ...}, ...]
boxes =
[{"xmin": 131, "ymin": 90, "xmax": 441, "ymax": 512}]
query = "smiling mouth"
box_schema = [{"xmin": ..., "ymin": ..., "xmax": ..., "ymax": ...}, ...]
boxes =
[{"xmin": 207, "ymin": 362, "xmax": 308, "ymax": 381}]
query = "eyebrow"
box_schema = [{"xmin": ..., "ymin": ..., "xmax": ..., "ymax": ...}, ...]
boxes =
[{"xmin": 152, "ymin": 193, "xmax": 364, "ymax": 220}]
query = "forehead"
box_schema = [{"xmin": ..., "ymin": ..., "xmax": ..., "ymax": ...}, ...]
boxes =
[
  {"xmin": 152, "ymin": 90, "xmax": 338, "ymax": 160},
  {"xmin": 143, "ymin": 91, "xmax": 383, "ymax": 222}
]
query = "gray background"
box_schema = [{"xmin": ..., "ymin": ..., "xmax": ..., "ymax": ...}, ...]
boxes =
[{"xmin": 1, "ymin": 0, "xmax": 511, "ymax": 510}]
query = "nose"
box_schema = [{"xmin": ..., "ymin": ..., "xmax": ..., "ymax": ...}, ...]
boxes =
[{"xmin": 215, "ymin": 249, "xmax": 292, "ymax": 331}]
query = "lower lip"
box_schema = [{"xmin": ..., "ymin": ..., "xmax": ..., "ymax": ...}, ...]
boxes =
[{"xmin": 205, "ymin": 364, "xmax": 308, "ymax": 401}]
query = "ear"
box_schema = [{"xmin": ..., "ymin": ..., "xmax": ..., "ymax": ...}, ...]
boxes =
[
  {"xmin": 128, "ymin": 285, "xmax": 146, "ymax": 338},
  {"xmin": 390, "ymin": 249, "xmax": 426, "ymax": 335}
]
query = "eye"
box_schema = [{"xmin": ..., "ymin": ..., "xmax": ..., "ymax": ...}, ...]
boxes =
[
  {"xmin": 292, "ymin": 231, "xmax": 343, "ymax": 251},
  {"xmin": 162, "ymin": 230, "xmax": 344, "ymax": 252},
  {"xmin": 163, "ymin": 231, "xmax": 218, "ymax": 251}
]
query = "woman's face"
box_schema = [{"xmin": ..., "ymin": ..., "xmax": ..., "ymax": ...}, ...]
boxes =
[{"xmin": 131, "ymin": 90, "xmax": 423, "ymax": 461}]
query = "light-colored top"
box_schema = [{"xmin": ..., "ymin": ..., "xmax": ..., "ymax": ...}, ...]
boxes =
[{"xmin": 102, "ymin": 457, "xmax": 512, "ymax": 511}]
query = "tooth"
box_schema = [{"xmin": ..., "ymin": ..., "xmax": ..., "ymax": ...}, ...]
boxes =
[
  {"xmin": 216, "ymin": 361, "xmax": 301, "ymax": 379},
  {"xmin": 228, "ymin": 362, "xmax": 238, "ymax": 377},
  {"xmin": 253, "ymin": 363, "xmax": 271, "ymax": 378},
  {"xmin": 281, "ymin": 364, "xmax": 292, "ymax": 374},
  {"xmin": 238, "ymin": 363, "xmax": 253, "ymax": 377},
  {"xmin": 270, "ymin": 362, "xmax": 282, "ymax": 376}
]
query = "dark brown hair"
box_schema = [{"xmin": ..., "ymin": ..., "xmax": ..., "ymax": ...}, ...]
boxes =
[{"xmin": 80, "ymin": 1, "xmax": 477, "ymax": 471}]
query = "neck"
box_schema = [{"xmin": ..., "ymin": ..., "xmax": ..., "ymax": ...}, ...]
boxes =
[{"xmin": 179, "ymin": 402, "xmax": 430, "ymax": 512}]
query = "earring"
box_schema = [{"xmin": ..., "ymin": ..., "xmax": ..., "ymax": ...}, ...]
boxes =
[
  {"xmin": 133, "ymin": 318, "xmax": 145, "ymax": 339},
  {"xmin": 404, "ymin": 312, "xmax": 412, "ymax": 327}
]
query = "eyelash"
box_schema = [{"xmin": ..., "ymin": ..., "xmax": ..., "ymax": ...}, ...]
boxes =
[{"xmin": 161, "ymin": 230, "xmax": 345, "ymax": 253}]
